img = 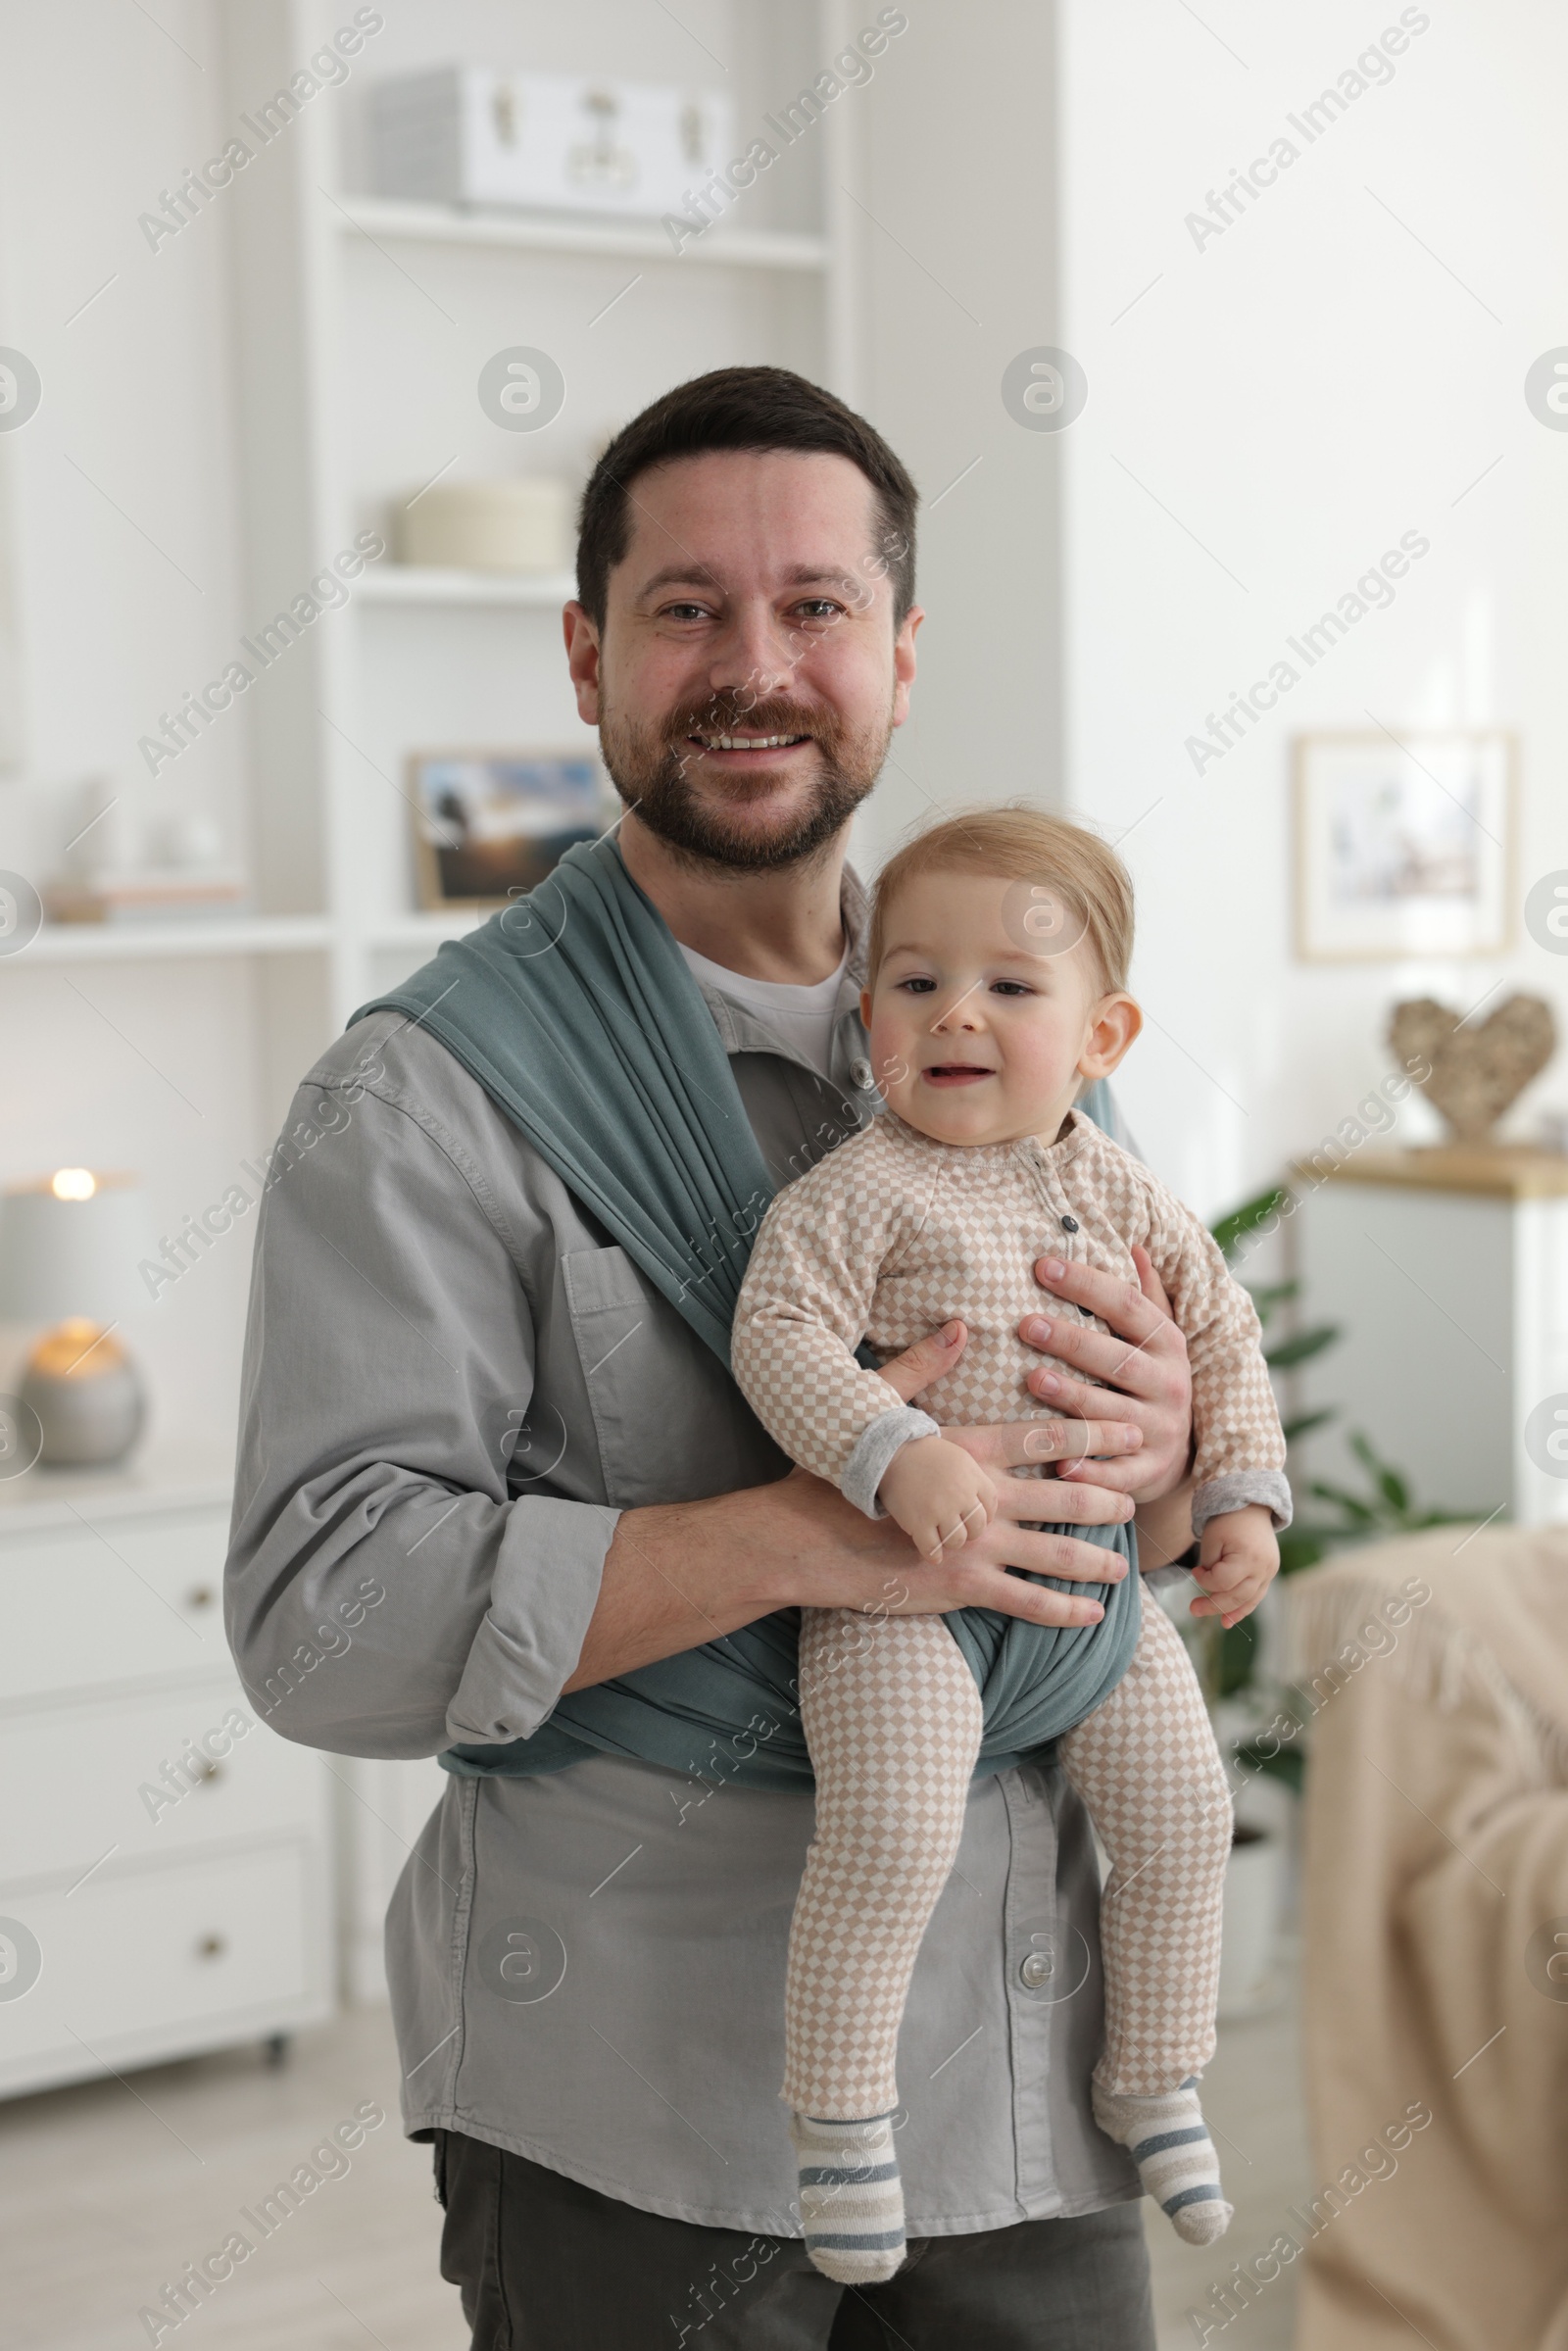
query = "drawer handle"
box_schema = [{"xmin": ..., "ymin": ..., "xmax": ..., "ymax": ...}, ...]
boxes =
[
  {"xmin": 196, "ymin": 1933, "xmax": 227, "ymax": 1961},
  {"xmin": 184, "ymin": 1586, "xmax": 216, "ymax": 1611}
]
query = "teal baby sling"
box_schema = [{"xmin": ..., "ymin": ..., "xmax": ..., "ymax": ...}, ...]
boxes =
[{"xmin": 351, "ymin": 834, "xmax": 1140, "ymax": 1791}]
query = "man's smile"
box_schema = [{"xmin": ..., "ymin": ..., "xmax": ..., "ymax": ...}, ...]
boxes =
[{"xmin": 686, "ymin": 730, "xmax": 813, "ymax": 762}]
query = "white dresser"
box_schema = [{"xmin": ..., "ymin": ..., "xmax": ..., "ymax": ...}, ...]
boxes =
[
  {"xmin": 0, "ymin": 1452, "xmax": 333, "ymax": 2098},
  {"xmin": 1293, "ymin": 1144, "xmax": 1568, "ymax": 1530}
]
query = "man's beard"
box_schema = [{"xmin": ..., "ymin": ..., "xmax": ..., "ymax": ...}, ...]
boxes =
[{"xmin": 598, "ymin": 690, "xmax": 891, "ymax": 872}]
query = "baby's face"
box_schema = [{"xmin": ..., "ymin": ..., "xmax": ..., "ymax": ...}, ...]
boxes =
[{"xmin": 862, "ymin": 869, "xmax": 1135, "ymax": 1148}]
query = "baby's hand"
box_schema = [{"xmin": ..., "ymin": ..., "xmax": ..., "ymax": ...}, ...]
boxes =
[
  {"xmin": 1188, "ymin": 1503, "xmax": 1278, "ymax": 1628},
  {"xmin": 878, "ymin": 1436, "xmax": 999, "ymax": 1564}
]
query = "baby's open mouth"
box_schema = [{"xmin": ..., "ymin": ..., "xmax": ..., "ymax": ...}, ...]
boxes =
[{"xmin": 921, "ymin": 1063, "xmax": 996, "ymax": 1085}]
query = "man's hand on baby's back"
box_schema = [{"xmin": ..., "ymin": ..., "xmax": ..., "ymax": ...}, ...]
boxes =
[
  {"xmin": 1188, "ymin": 1503, "xmax": 1278, "ymax": 1628},
  {"xmin": 878, "ymin": 1435, "xmax": 999, "ymax": 1564}
]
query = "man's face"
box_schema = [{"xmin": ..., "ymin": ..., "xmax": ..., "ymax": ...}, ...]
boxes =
[{"xmin": 564, "ymin": 449, "xmax": 921, "ymax": 871}]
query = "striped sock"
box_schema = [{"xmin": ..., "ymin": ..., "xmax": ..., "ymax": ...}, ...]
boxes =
[
  {"xmin": 1093, "ymin": 2079, "xmax": 1233, "ymax": 2246},
  {"xmin": 789, "ymin": 2109, "xmax": 906, "ymax": 2284}
]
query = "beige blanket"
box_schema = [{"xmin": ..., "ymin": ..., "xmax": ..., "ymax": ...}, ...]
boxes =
[{"xmin": 1283, "ymin": 1524, "xmax": 1568, "ymax": 2351}]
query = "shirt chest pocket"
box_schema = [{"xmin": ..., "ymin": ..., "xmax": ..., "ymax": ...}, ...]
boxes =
[{"xmin": 560, "ymin": 1244, "xmax": 786, "ymax": 1509}]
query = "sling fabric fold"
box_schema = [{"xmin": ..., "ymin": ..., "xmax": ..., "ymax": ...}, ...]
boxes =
[{"xmin": 351, "ymin": 833, "xmax": 1139, "ymax": 1791}]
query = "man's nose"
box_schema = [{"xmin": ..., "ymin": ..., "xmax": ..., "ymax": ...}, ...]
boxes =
[{"xmin": 703, "ymin": 605, "xmax": 800, "ymax": 703}]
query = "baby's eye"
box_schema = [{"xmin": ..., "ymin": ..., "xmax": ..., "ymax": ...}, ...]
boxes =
[
  {"xmin": 897, "ymin": 975, "xmax": 937, "ymax": 995},
  {"xmin": 990, "ymin": 979, "xmax": 1034, "ymax": 997}
]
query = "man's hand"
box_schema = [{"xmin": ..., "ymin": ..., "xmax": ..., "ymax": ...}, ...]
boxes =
[
  {"xmin": 1020, "ymin": 1246, "xmax": 1194, "ymax": 1502},
  {"xmin": 878, "ymin": 1434, "xmax": 998, "ymax": 1563},
  {"xmin": 873, "ymin": 1244, "xmax": 1194, "ymax": 1506},
  {"xmin": 1189, "ymin": 1502, "xmax": 1278, "ymax": 1628}
]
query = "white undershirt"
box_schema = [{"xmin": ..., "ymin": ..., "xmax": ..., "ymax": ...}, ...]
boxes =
[{"xmin": 679, "ymin": 940, "xmax": 851, "ymax": 1080}]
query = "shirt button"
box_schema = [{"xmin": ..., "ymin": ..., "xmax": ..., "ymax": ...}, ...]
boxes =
[
  {"xmin": 850, "ymin": 1056, "xmax": 876, "ymax": 1091},
  {"xmin": 1019, "ymin": 1949, "xmax": 1055, "ymax": 1989}
]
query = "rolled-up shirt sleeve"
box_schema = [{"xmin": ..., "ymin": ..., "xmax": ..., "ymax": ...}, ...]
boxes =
[{"xmin": 224, "ymin": 1054, "xmax": 616, "ymax": 1760}]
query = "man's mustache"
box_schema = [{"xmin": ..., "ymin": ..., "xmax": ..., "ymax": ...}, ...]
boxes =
[{"xmin": 663, "ymin": 697, "xmax": 837, "ymax": 746}]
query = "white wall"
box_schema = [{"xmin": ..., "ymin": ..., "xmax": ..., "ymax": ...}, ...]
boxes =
[
  {"xmin": 1054, "ymin": 0, "xmax": 1568, "ymax": 1218},
  {"xmin": 854, "ymin": 0, "xmax": 1066, "ymax": 859}
]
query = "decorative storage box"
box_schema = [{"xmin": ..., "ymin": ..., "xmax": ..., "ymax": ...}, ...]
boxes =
[
  {"xmin": 394, "ymin": 478, "xmax": 572, "ymax": 574},
  {"xmin": 368, "ymin": 67, "xmax": 734, "ymax": 219}
]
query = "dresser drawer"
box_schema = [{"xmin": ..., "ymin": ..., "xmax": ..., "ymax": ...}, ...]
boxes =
[
  {"xmin": 0, "ymin": 1684, "xmax": 326, "ymax": 1885},
  {"xmin": 0, "ymin": 1840, "xmax": 325, "ymax": 2090},
  {"xmin": 0, "ymin": 1508, "xmax": 229, "ymax": 1702}
]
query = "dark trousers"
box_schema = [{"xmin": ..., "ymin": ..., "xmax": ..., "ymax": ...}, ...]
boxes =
[{"xmin": 434, "ymin": 2130, "xmax": 1155, "ymax": 2350}]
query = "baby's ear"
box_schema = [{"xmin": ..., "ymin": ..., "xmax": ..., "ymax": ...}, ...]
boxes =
[
  {"xmin": 1080, "ymin": 992, "xmax": 1142, "ymax": 1080},
  {"xmin": 859, "ymin": 986, "xmax": 874, "ymax": 1028}
]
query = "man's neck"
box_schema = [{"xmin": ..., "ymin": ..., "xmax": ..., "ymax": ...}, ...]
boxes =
[{"xmin": 614, "ymin": 811, "xmax": 850, "ymax": 985}]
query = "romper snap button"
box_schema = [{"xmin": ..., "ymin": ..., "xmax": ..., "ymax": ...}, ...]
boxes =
[{"xmin": 1059, "ymin": 1214, "xmax": 1079, "ymax": 1234}]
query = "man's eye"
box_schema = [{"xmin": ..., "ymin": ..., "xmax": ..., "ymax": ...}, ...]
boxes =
[
  {"xmin": 660, "ymin": 603, "xmax": 712, "ymax": 621},
  {"xmin": 793, "ymin": 600, "xmax": 843, "ymax": 621}
]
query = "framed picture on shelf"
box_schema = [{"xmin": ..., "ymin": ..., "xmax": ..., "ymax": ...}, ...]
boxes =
[
  {"xmin": 1293, "ymin": 729, "xmax": 1516, "ymax": 961},
  {"xmin": 410, "ymin": 749, "xmax": 606, "ymax": 910}
]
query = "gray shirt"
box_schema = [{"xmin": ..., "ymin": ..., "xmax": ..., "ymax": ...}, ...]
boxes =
[{"xmin": 223, "ymin": 868, "xmax": 1138, "ymax": 2236}]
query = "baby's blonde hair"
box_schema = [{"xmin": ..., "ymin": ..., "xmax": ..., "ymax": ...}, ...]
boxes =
[{"xmin": 868, "ymin": 804, "xmax": 1135, "ymax": 995}]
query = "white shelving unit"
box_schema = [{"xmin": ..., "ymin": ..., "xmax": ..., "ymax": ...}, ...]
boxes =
[
  {"xmin": 0, "ymin": 0, "xmax": 862, "ymax": 2030},
  {"xmin": 215, "ymin": 0, "xmax": 857, "ymax": 2000},
  {"xmin": 220, "ymin": 0, "xmax": 858, "ymax": 1050}
]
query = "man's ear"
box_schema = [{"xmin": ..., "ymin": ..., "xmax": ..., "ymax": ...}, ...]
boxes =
[
  {"xmin": 563, "ymin": 601, "xmax": 603, "ymax": 725},
  {"xmin": 1079, "ymin": 992, "xmax": 1142, "ymax": 1081},
  {"xmin": 891, "ymin": 606, "xmax": 923, "ymax": 729}
]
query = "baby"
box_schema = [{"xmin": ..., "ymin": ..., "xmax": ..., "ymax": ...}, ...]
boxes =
[{"xmin": 731, "ymin": 807, "xmax": 1289, "ymax": 2285}]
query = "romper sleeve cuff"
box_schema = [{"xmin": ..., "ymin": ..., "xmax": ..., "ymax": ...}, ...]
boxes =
[
  {"xmin": 842, "ymin": 1406, "xmax": 942, "ymax": 1519},
  {"xmin": 1191, "ymin": 1470, "xmax": 1294, "ymax": 1536}
]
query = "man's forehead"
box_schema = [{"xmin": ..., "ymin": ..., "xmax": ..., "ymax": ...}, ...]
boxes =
[{"xmin": 615, "ymin": 449, "xmax": 877, "ymax": 593}]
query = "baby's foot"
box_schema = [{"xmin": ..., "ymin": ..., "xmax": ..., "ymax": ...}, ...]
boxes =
[
  {"xmin": 789, "ymin": 2110, "xmax": 906, "ymax": 2283},
  {"xmin": 1093, "ymin": 2078, "xmax": 1233, "ymax": 2246}
]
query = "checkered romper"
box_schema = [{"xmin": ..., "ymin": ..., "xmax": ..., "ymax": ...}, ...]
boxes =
[{"xmin": 731, "ymin": 1107, "xmax": 1289, "ymax": 2118}]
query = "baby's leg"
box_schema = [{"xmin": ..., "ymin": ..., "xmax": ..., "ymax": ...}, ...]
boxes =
[
  {"xmin": 784, "ymin": 1604, "xmax": 983, "ymax": 2285},
  {"xmin": 1057, "ymin": 1596, "xmax": 1235, "ymax": 2246}
]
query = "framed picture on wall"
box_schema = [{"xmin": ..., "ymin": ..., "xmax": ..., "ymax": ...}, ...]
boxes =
[
  {"xmin": 1293, "ymin": 729, "xmax": 1516, "ymax": 961},
  {"xmin": 410, "ymin": 749, "xmax": 606, "ymax": 910}
]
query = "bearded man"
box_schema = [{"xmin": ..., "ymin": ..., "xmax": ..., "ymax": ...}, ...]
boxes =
[{"xmin": 226, "ymin": 367, "xmax": 1198, "ymax": 2349}]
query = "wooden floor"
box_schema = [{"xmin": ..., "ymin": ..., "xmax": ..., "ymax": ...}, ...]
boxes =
[
  {"xmin": 2, "ymin": 2005, "xmax": 466, "ymax": 2351},
  {"xmin": 3, "ymin": 1975, "xmax": 1308, "ymax": 2350},
  {"xmin": 1147, "ymin": 1949, "xmax": 1311, "ymax": 2350}
]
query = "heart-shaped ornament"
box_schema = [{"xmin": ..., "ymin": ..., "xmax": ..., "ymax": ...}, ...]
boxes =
[{"xmin": 1387, "ymin": 994, "xmax": 1557, "ymax": 1142}]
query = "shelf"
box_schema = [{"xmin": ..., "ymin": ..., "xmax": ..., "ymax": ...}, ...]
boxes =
[
  {"xmin": 358, "ymin": 567, "xmax": 576, "ymax": 608},
  {"xmin": 332, "ymin": 194, "xmax": 832, "ymax": 272},
  {"xmin": 15, "ymin": 915, "xmax": 334, "ymax": 966},
  {"xmin": 366, "ymin": 912, "xmax": 490, "ymax": 950}
]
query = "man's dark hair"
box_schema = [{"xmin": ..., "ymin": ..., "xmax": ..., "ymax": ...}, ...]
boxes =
[{"xmin": 575, "ymin": 366, "xmax": 918, "ymax": 629}]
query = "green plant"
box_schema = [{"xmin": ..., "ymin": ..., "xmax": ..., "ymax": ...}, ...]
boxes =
[{"xmin": 1198, "ymin": 1182, "xmax": 1483, "ymax": 1741}]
